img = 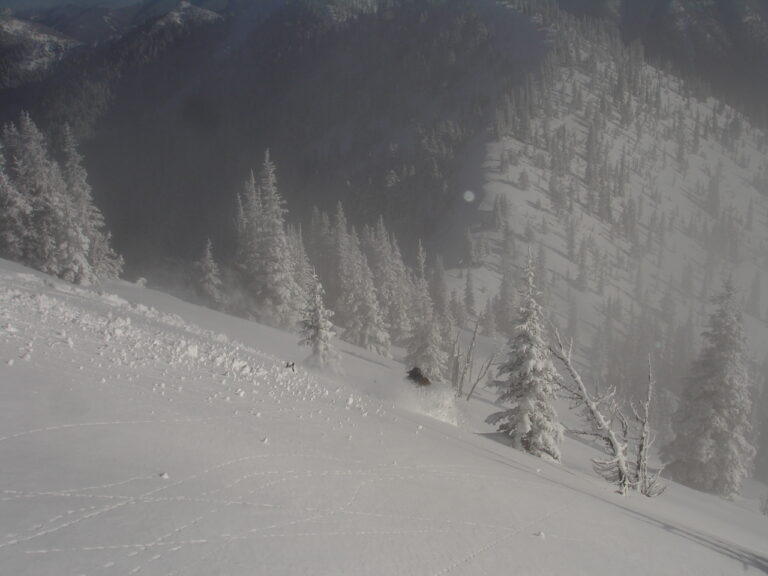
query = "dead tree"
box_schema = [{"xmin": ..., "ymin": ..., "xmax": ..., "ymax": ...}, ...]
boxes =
[
  {"xmin": 551, "ymin": 330, "xmax": 632, "ymax": 495},
  {"xmin": 630, "ymin": 357, "xmax": 667, "ymax": 497},
  {"xmin": 449, "ymin": 323, "xmax": 497, "ymax": 401}
]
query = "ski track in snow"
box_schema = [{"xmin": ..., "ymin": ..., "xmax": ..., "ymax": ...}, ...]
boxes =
[{"xmin": 1, "ymin": 268, "xmax": 766, "ymax": 575}]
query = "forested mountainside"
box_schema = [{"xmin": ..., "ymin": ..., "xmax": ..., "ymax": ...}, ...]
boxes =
[
  {"xmin": 0, "ymin": 12, "xmax": 80, "ymax": 90},
  {"xmin": 1, "ymin": 0, "xmax": 766, "ymax": 481},
  {"xmin": 460, "ymin": 0, "xmax": 768, "ymax": 480},
  {"xmin": 1, "ymin": 0, "xmax": 541, "ymax": 271},
  {"xmin": 556, "ymin": 0, "xmax": 768, "ymax": 124}
]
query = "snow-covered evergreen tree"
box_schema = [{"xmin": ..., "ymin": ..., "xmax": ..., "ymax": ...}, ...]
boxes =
[
  {"xmin": 362, "ymin": 217, "xmax": 411, "ymax": 345},
  {"xmin": 339, "ymin": 229, "xmax": 391, "ymax": 356},
  {"xmin": 486, "ymin": 252, "xmax": 564, "ymax": 462},
  {"xmin": 289, "ymin": 225, "xmax": 313, "ymax": 299},
  {"xmin": 0, "ymin": 142, "xmax": 29, "ymax": 260},
  {"xmin": 299, "ymin": 270, "xmax": 342, "ymax": 374},
  {"xmin": 194, "ymin": 238, "xmax": 225, "ymax": 309},
  {"xmin": 406, "ymin": 312, "xmax": 448, "ymax": 383},
  {"xmin": 0, "ymin": 114, "xmax": 121, "ymax": 284},
  {"xmin": 662, "ymin": 278, "xmax": 757, "ymax": 497},
  {"xmin": 406, "ymin": 241, "xmax": 448, "ymax": 381},
  {"xmin": 236, "ymin": 151, "xmax": 303, "ymax": 328},
  {"xmin": 3, "ymin": 113, "xmax": 66, "ymax": 277},
  {"xmin": 60, "ymin": 125, "xmax": 122, "ymax": 281}
]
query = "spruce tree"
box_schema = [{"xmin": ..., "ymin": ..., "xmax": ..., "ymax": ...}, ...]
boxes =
[
  {"xmin": 405, "ymin": 313, "xmax": 448, "ymax": 383},
  {"xmin": 300, "ymin": 270, "xmax": 342, "ymax": 374},
  {"xmin": 340, "ymin": 229, "xmax": 391, "ymax": 357},
  {"xmin": 195, "ymin": 238, "xmax": 225, "ymax": 309},
  {"xmin": 60, "ymin": 125, "xmax": 122, "ymax": 281},
  {"xmin": 0, "ymin": 142, "xmax": 29, "ymax": 260},
  {"xmin": 362, "ymin": 217, "xmax": 410, "ymax": 345},
  {"xmin": 662, "ymin": 278, "xmax": 757, "ymax": 497},
  {"xmin": 252, "ymin": 151, "xmax": 303, "ymax": 328},
  {"xmin": 487, "ymin": 252, "xmax": 563, "ymax": 462},
  {"xmin": 4, "ymin": 113, "xmax": 67, "ymax": 277}
]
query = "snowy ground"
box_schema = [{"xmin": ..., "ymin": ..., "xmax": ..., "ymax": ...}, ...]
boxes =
[{"xmin": 0, "ymin": 259, "xmax": 766, "ymax": 575}]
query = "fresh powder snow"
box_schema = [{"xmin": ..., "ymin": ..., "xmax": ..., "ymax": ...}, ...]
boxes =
[{"xmin": 0, "ymin": 259, "xmax": 765, "ymax": 575}]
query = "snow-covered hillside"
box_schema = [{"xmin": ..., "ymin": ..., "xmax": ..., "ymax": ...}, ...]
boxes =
[
  {"xmin": 152, "ymin": 1, "xmax": 221, "ymax": 31},
  {"xmin": 463, "ymin": 2, "xmax": 768, "ymax": 416},
  {"xmin": 1, "ymin": 259, "xmax": 766, "ymax": 575},
  {"xmin": 0, "ymin": 15, "xmax": 79, "ymax": 89}
]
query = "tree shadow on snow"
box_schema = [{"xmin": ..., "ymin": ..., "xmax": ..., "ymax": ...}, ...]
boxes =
[{"xmin": 476, "ymin": 432, "xmax": 768, "ymax": 573}]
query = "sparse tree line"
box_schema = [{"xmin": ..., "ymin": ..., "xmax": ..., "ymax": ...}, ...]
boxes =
[
  {"xmin": 466, "ymin": 0, "xmax": 765, "ymax": 498},
  {"xmin": 485, "ymin": 246, "xmax": 755, "ymax": 499},
  {"xmin": 0, "ymin": 112, "xmax": 122, "ymax": 285},
  {"xmin": 190, "ymin": 150, "xmax": 491, "ymax": 376}
]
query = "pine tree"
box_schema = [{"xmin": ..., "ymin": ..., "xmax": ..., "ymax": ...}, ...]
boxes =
[
  {"xmin": 4, "ymin": 114, "xmax": 64, "ymax": 276},
  {"xmin": 662, "ymin": 278, "xmax": 757, "ymax": 497},
  {"xmin": 195, "ymin": 238, "xmax": 225, "ymax": 309},
  {"xmin": 0, "ymin": 142, "xmax": 29, "ymax": 260},
  {"xmin": 250, "ymin": 151, "xmax": 303, "ymax": 328},
  {"xmin": 406, "ymin": 311, "xmax": 448, "ymax": 383},
  {"xmin": 406, "ymin": 242, "xmax": 447, "ymax": 379},
  {"xmin": 487, "ymin": 252, "xmax": 563, "ymax": 462},
  {"xmin": 362, "ymin": 217, "xmax": 411, "ymax": 345},
  {"xmin": 1, "ymin": 115, "xmax": 121, "ymax": 283},
  {"xmin": 60, "ymin": 125, "xmax": 122, "ymax": 282},
  {"xmin": 4, "ymin": 114, "xmax": 85, "ymax": 280},
  {"xmin": 340, "ymin": 229, "xmax": 391, "ymax": 356},
  {"xmin": 300, "ymin": 270, "xmax": 342, "ymax": 374}
]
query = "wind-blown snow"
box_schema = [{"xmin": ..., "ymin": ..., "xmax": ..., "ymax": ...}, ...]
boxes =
[{"xmin": 0, "ymin": 259, "xmax": 765, "ymax": 575}]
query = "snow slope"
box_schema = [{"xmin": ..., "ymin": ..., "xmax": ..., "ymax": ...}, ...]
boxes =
[{"xmin": 0, "ymin": 259, "xmax": 766, "ymax": 575}]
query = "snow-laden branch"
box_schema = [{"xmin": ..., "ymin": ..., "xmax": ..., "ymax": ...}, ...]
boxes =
[{"xmin": 550, "ymin": 329, "xmax": 631, "ymax": 495}]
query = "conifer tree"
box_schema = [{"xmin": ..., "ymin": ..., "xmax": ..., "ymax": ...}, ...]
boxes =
[
  {"xmin": 60, "ymin": 125, "xmax": 122, "ymax": 282},
  {"xmin": 406, "ymin": 241, "xmax": 447, "ymax": 379},
  {"xmin": 487, "ymin": 252, "xmax": 563, "ymax": 462},
  {"xmin": 3, "ymin": 113, "xmax": 67, "ymax": 277},
  {"xmin": 300, "ymin": 270, "xmax": 341, "ymax": 374},
  {"xmin": 0, "ymin": 142, "xmax": 29, "ymax": 261},
  {"xmin": 662, "ymin": 278, "xmax": 757, "ymax": 497},
  {"xmin": 251, "ymin": 151, "xmax": 303, "ymax": 328},
  {"xmin": 362, "ymin": 217, "xmax": 410, "ymax": 344},
  {"xmin": 340, "ymin": 229, "xmax": 391, "ymax": 356},
  {"xmin": 195, "ymin": 238, "xmax": 225, "ymax": 309},
  {"xmin": 405, "ymin": 313, "xmax": 448, "ymax": 383}
]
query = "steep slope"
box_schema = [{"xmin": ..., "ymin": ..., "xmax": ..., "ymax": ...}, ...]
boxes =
[
  {"xmin": 462, "ymin": 2, "xmax": 768, "ymax": 461},
  {"xmin": 555, "ymin": 0, "xmax": 768, "ymax": 122},
  {"xmin": 0, "ymin": 259, "xmax": 766, "ymax": 575},
  {"xmin": 0, "ymin": 0, "xmax": 542, "ymax": 274}
]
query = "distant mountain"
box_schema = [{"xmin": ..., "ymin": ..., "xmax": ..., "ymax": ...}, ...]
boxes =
[
  {"xmin": 0, "ymin": 12, "xmax": 80, "ymax": 90},
  {"xmin": 0, "ymin": 0, "xmax": 542, "ymax": 272}
]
